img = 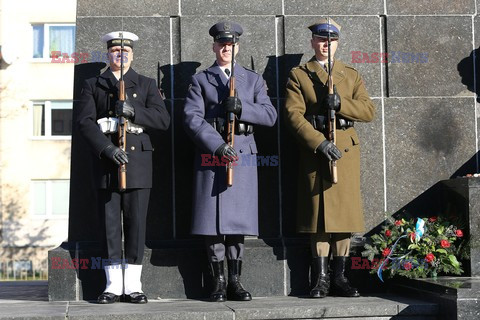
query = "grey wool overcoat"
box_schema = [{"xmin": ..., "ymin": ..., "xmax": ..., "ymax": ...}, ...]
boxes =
[{"xmin": 183, "ymin": 62, "xmax": 277, "ymax": 236}]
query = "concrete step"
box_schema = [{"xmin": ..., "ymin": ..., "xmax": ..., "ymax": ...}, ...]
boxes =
[{"xmin": 0, "ymin": 282, "xmax": 439, "ymax": 319}]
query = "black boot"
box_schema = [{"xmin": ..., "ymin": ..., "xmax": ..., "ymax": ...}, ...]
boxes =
[
  {"xmin": 227, "ymin": 260, "xmax": 252, "ymax": 301},
  {"xmin": 331, "ymin": 256, "xmax": 360, "ymax": 297},
  {"xmin": 97, "ymin": 292, "xmax": 120, "ymax": 304},
  {"xmin": 210, "ymin": 261, "xmax": 227, "ymax": 302},
  {"xmin": 310, "ymin": 257, "xmax": 330, "ymax": 298}
]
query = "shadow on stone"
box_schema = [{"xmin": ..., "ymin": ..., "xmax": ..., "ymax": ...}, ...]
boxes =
[
  {"xmin": 451, "ymin": 152, "xmax": 478, "ymax": 179},
  {"xmin": 458, "ymin": 47, "xmax": 479, "ymax": 102},
  {"xmin": 263, "ymin": 54, "xmax": 304, "ymax": 98},
  {"xmin": 159, "ymin": 61, "xmax": 201, "ymax": 100}
]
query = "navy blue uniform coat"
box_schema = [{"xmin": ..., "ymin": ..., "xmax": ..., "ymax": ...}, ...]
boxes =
[
  {"xmin": 76, "ymin": 68, "xmax": 170, "ymax": 189},
  {"xmin": 183, "ymin": 63, "xmax": 277, "ymax": 236}
]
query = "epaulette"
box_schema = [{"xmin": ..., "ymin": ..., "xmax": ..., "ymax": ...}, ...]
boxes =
[
  {"xmin": 292, "ymin": 64, "xmax": 309, "ymax": 73},
  {"xmin": 344, "ymin": 65, "xmax": 358, "ymax": 72},
  {"xmin": 243, "ymin": 66, "xmax": 257, "ymax": 74}
]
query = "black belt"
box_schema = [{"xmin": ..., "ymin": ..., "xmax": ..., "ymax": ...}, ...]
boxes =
[
  {"xmin": 206, "ymin": 118, "xmax": 254, "ymax": 135},
  {"xmin": 305, "ymin": 115, "xmax": 354, "ymax": 131}
]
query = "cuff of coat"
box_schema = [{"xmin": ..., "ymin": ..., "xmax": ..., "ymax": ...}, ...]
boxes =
[{"xmin": 313, "ymin": 138, "xmax": 327, "ymax": 154}]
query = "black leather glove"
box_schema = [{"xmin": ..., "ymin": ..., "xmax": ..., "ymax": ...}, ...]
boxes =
[
  {"xmin": 115, "ymin": 99, "xmax": 135, "ymax": 119},
  {"xmin": 323, "ymin": 85, "xmax": 341, "ymax": 112},
  {"xmin": 102, "ymin": 144, "xmax": 128, "ymax": 165},
  {"xmin": 214, "ymin": 143, "xmax": 238, "ymax": 161},
  {"xmin": 223, "ymin": 96, "xmax": 242, "ymax": 116},
  {"xmin": 317, "ymin": 140, "xmax": 342, "ymax": 161}
]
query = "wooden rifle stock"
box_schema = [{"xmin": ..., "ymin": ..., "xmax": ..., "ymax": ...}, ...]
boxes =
[
  {"xmin": 327, "ymin": 18, "xmax": 338, "ymax": 184},
  {"xmin": 118, "ymin": 34, "xmax": 127, "ymax": 192},
  {"xmin": 226, "ymin": 43, "xmax": 236, "ymax": 187}
]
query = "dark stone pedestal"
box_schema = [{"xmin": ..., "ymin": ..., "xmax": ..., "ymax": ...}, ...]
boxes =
[
  {"xmin": 48, "ymin": 238, "xmax": 314, "ymax": 301},
  {"xmin": 388, "ymin": 178, "xmax": 480, "ymax": 320},
  {"xmin": 441, "ymin": 177, "xmax": 480, "ymax": 276},
  {"xmin": 392, "ymin": 277, "xmax": 480, "ymax": 320}
]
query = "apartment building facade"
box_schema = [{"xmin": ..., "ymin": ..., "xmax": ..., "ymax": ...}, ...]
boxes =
[{"xmin": 0, "ymin": 0, "xmax": 76, "ymax": 278}]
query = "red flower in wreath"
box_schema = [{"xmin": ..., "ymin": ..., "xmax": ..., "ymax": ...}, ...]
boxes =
[
  {"xmin": 425, "ymin": 253, "xmax": 435, "ymax": 263},
  {"xmin": 440, "ymin": 239, "xmax": 451, "ymax": 248},
  {"xmin": 394, "ymin": 220, "xmax": 403, "ymax": 226},
  {"xmin": 385, "ymin": 230, "xmax": 392, "ymax": 237},
  {"xmin": 428, "ymin": 216, "xmax": 437, "ymax": 222},
  {"xmin": 382, "ymin": 248, "xmax": 391, "ymax": 257},
  {"xmin": 403, "ymin": 261, "xmax": 413, "ymax": 270},
  {"xmin": 455, "ymin": 229, "xmax": 464, "ymax": 237}
]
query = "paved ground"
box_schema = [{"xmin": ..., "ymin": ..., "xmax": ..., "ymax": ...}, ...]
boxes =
[{"xmin": 0, "ymin": 281, "xmax": 439, "ymax": 319}]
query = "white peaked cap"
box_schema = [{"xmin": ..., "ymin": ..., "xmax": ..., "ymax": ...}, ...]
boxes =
[{"xmin": 101, "ymin": 31, "xmax": 139, "ymax": 48}]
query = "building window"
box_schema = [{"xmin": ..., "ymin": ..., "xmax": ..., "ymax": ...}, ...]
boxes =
[
  {"xmin": 31, "ymin": 180, "xmax": 69, "ymax": 218},
  {"xmin": 32, "ymin": 24, "xmax": 75, "ymax": 59},
  {"xmin": 32, "ymin": 101, "xmax": 72, "ymax": 138}
]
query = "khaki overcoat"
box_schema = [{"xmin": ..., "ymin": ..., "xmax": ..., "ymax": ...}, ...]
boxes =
[{"xmin": 284, "ymin": 57, "xmax": 375, "ymax": 233}]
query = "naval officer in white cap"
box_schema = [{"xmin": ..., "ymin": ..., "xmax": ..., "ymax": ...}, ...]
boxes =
[{"xmin": 75, "ymin": 31, "xmax": 170, "ymax": 304}]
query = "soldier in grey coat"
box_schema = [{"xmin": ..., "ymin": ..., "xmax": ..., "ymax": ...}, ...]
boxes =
[{"xmin": 183, "ymin": 21, "xmax": 277, "ymax": 302}]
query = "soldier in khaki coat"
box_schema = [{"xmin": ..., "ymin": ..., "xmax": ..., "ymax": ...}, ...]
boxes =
[{"xmin": 284, "ymin": 18, "xmax": 375, "ymax": 298}]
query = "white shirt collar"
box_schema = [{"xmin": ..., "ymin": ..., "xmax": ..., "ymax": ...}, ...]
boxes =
[
  {"xmin": 317, "ymin": 59, "xmax": 333, "ymax": 67},
  {"xmin": 218, "ymin": 62, "xmax": 235, "ymax": 79}
]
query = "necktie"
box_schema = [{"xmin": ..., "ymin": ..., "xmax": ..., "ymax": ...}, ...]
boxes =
[{"xmin": 225, "ymin": 68, "xmax": 230, "ymax": 78}]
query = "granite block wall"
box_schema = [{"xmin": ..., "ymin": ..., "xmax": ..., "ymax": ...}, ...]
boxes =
[
  {"xmin": 60, "ymin": 0, "xmax": 480, "ymax": 299},
  {"xmin": 70, "ymin": 0, "xmax": 480, "ymax": 241}
]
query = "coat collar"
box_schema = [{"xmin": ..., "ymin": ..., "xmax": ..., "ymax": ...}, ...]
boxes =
[
  {"xmin": 305, "ymin": 56, "xmax": 346, "ymax": 86},
  {"xmin": 205, "ymin": 61, "xmax": 247, "ymax": 88},
  {"xmin": 98, "ymin": 67, "xmax": 139, "ymax": 90}
]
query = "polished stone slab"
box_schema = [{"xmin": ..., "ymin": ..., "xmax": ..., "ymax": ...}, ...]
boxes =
[
  {"xmin": 384, "ymin": 97, "xmax": 476, "ymax": 215},
  {"xmin": 284, "ymin": 0, "xmax": 384, "ymax": 15},
  {"xmin": 121, "ymin": 17, "xmax": 172, "ymax": 80},
  {"xmin": 67, "ymin": 299, "xmax": 234, "ymax": 320},
  {"xmin": 0, "ymin": 282, "xmax": 440, "ymax": 320},
  {"xmin": 393, "ymin": 276, "xmax": 480, "ymax": 320},
  {"xmin": 386, "ymin": 16, "xmax": 473, "ymax": 97},
  {"xmin": 181, "ymin": 0, "xmax": 282, "ymax": 15},
  {"xmin": 357, "ymin": 98, "xmax": 385, "ymax": 233},
  {"xmin": 76, "ymin": 0, "xmax": 178, "ymax": 17},
  {"xmin": 441, "ymin": 178, "xmax": 480, "ymax": 277},
  {"xmin": 386, "ymin": 0, "xmax": 475, "ymax": 14}
]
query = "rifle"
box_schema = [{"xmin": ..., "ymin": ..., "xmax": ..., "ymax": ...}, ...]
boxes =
[
  {"xmin": 327, "ymin": 17, "xmax": 338, "ymax": 184},
  {"xmin": 226, "ymin": 42, "xmax": 237, "ymax": 187},
  {"xmin": 118, "ymin": 32, "xmax": 127, "ymax": 192}
]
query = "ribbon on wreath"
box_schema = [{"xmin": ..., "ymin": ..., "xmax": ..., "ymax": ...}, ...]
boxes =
[{"xmin": 377, "ymin": 218, "xmax": 426, "ymax": 282}]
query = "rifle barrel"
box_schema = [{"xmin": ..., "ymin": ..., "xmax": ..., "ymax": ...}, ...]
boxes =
[
  {"xmin": 118, "ymin": 33, "xmax": 127, "ymax": 191},
  {"xmin": 327, "ymin": 17, "xmax": 338, "ymax": 184},
  {"xmin": 226, "ymin": 42, "xmax": 236, "ymax": 187}
]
